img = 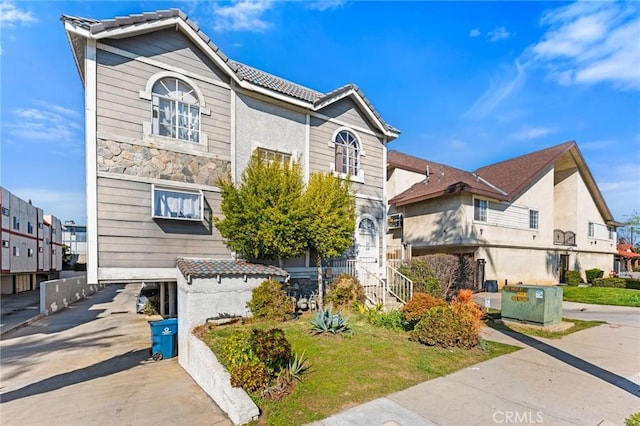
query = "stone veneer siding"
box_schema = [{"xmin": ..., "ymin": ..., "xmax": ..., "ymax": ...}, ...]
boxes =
[{"xmin": 97, "ymin": 140, "xmax": 230, "ymax": 186}]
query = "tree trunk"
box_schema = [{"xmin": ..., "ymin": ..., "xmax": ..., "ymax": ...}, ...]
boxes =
[{"xmin": 316, "ymin": 255, "xmax": 323, "ymax": 309}]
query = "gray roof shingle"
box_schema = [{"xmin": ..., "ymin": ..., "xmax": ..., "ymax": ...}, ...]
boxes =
[
  {"xmin": 60, "ymin": 8, "xmax": 398, "ymax": 135},
  {"xmin": 176, "ymin": 258, "xmax": 288, "ymax": 279}
]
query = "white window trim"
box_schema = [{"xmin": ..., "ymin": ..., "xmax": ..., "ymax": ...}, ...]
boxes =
[
  {"xmin": 151, "ymin": 184, "xmax": 204, "ymax": 222},
  {"xmin": 473, "ymin": 198, "xmax": 488, "ymax": 223},
  {"xmin": 529, "ymin": 209, "xmax": 539, "ymax": 230},
  {"xmin": 140, "ymin": 71, "xmax": 210, "ymax": 146},
  {"xmin": 329, "ymin": 126, "xmax": 366, "ymax": 183}
]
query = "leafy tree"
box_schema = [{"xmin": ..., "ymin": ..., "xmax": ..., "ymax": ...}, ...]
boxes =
[
  {"xmin": 62, "ymin": 244, "xmax": 72, "ymax": 269},
  {"xmin": 618, "ymin": 211, "xmax": 640, "ymax": 250},
  {"xmin": 300, "ymin": 172, "xmax": 355, "ymax": 308},
  {"xmin": 213, "ymin": 155, "xmax": 307, "ymax": 265}
]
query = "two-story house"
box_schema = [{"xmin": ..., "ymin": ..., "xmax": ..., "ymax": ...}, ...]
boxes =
[
  {"xmin": 61, "ymin": 9, "xmax": 399, "ymax": 295},
  {"xmin": 387, "ymin": 141, "xmax": 619, "ymax": 286}
]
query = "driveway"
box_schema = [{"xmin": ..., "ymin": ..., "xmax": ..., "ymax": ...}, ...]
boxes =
[{"xmin": 0, "ymin": 283, "xmax": 231, "ymax": 426}]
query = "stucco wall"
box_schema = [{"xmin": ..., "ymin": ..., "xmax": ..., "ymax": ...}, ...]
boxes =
[
  {"xmin": 177, "ymin": 271, "xmax": 281, "ymax": 425},
  {"xmin": 234, "ymin": 93, "xmax": 306, "ymax": 182},
  {"xmin": 39, "ymin": 275, "xmax": 106, "ymax": 314}
]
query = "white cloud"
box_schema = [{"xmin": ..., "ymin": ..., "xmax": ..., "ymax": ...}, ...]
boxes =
[
  {"xmin": 487, "ymin": 26, "xmax": 511, "ymax": 42},
  {"xmin": 0, "ymin": 2, "xmax": 36, "ymax": 27},
  {"xmin": 6, "ymin": 103, "xmax": 83, "ymax": 151},
  {"xmin": 212, "ymin": 0, "xmax": 273, "ymax": 32},
  {"xmin": 306, "ymin": 0, "xmax": 345, "ymax": 12},
  {"xmin": 469, "ymin": 28, "xmax": 481, "ymax": 37},
  {"xmin": 510, "ymin": 125, "xmax": 557, "ymax": 141},
  {"xmin": 10, "ymin": 188, "xmax": 86, "ymax": 224},
  {"xmin": 466, "ymin": 59, "xmax": 527, "ymax": 120},
  {"xmin": 530, "ymin": 1, "xmax": 640, "ymax": 90}
]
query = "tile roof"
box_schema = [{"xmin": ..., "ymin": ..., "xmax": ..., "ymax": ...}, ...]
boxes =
[
  {"xmin": 617, "ymin": 244, "xmax": 640, "ymax": 258},
  {"xmin": 388, "ymin": 151, "xmax": 507, "ymax": 206},
  {"xmin": 60, "ymin": 9, "xmax": 398, "ymax": 135},
  {"xmin": 176, "ymin": 258, "xmax": 288, "ymax": 279}
]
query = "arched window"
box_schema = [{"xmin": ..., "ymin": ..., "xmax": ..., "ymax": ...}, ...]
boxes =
[
  {"xmin": 152, "ymin": 78, "xmax": 200, "ymax": 143},
  {"xmin": 334, "ymin": 130, "xmax": 359, "ymax": 175}
]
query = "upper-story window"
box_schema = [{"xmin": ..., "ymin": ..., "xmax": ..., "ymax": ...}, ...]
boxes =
[
  {"xmin": 588, "ymin": 221, "xmax": 595, "ymax": 237},
  {"xmin": 27, "ymin": 222, "xmax": 34, "ymax": 234},
  {"xmin": 152, "ymin": 185, "xmax": 203, "ymax": 221},
  {"xmin": 474, "ymin": 199, "xmax": 487, "ymax": 222},
  {"xmin": 13, "ymin": 216, "xmax": 20, "ymax": 231},
  {"xmin": 334, "ymin": 130, "xmax": 359, "ymax": 176},
  {"xmin": 152, "ymin": 78, "xmax": 200, "ymax": 143},
  {"xmin": 608, "ymin": 226, "xmax": 615, "ymax": 240},
  {"xmin": 255, "ymin": 148, "xmax": 291, "ymax": 166},
  {"xmin": 529, "ymin": 210, "xmax": 539, "ymax": 230}
]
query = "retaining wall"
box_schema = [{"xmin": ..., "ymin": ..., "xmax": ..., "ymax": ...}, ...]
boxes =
[{"xmin": 40, "ymin": 275, "xmax": 106, "ymax": 314}]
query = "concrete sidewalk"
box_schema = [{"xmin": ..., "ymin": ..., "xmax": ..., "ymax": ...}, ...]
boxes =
[
  {"xmin": 0, "ymin": 283, "xmax": 231, "ymax": 426},
  {"xmin": 0, "ymin": 289, "xmax": 43, "ymax": 337},
  {"xmin": 314, "ymin": 294, "xmax": 640, "ymax": 426}
]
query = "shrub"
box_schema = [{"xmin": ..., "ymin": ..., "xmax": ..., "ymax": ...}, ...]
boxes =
[
  {"xmin": 593, "ymin": 277, "xmax": 640, "ymax": 290},
  {"xmin": 450, "ymin": 289, "xmax": 485, "ymax": 336},
  {"xmin": 626, "ymin": 412, "xmax": 640, "ymax": 426},
  {"xmin": 222, "ymin": 330, "xmax": 257, "ymax": 369},
  {"xmin": 397, "ymin": 254, "xmax": 476, "ymax": 298},
  {"xmin": 397, "ymin": 259, "xmax": 441, "ymax": 296},
  {"xmin": 326, "ymin": 274, "xmax": 365, "ymax": 310},
  {"xmin": 246, "ymin": 279, "xmax": 294, "ymax": 321},
  {"xmin": 365, "ymin": 308, "xmax": 409, "ymax": 331},
  {"xmin": 564, "ymin": 271, "xmax": 582, "ymax": 286},
  {"xmin": 585, "ymin": 268, "xmax": 604, "ymax": 283},
  {"xmin": 634, "ymin": 266, "xmax": 640, "ymax": 273},
  {"xmin": 411, "ymin": 306, "xmax": 479, "ymax": 349},
  {"xmin": 230, "ymin": 360, "xmax": 271, "ymax": 392},
  {"xmin": 310, "ymin": 307, "xmax": 352, "ymax": 335},
  {"xmin": 402, "ymin": 292, "xmax": 447, "ymax": 324},
  {"xmin": 223, "ymin": 327, "xmax": 293, "ymax": 394},
  {"xmin": 250, "ymin": 328, "xmax": 292, "ymax": 375}
]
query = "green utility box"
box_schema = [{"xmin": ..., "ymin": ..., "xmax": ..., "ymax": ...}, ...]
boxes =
[{"xmin": 501, "ymin": 285, "xmax": 563, "ymax": 326}]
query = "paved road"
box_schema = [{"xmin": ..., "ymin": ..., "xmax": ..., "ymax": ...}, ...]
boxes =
[{"xmin": 0, "ymin": 284, "xmax": 231, "ymax": 426}]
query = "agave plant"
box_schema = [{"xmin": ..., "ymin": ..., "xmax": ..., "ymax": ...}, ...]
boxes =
[{"xmin": 310, "ymin": 307, "xmax": 352, "ymax": 335}]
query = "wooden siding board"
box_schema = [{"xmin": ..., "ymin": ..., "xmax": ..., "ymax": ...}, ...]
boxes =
[
  {"xmin": 97, "ymin": 47, "xmax": 231, "ymax": 157},
  {"xmin": 102, "ymin": 29, "xmax": 230, "ymax": 84},
  {"xmin": 96, "ymin": 177, "xmax": 229, "ymax": 268}
]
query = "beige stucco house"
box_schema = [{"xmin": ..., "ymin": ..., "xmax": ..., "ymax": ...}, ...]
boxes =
[
  {"xmin": 61, "ymin": 9, "xmax": 399, "ymax": 296},
  {"xmin": 387, "ymin": 141, "xmax": 619, "ymax": 286}
]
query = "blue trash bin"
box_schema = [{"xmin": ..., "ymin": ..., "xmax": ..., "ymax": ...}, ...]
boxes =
[{"xmin": 149, "ymin": 318, "xmax": 178, "ymax": 360}]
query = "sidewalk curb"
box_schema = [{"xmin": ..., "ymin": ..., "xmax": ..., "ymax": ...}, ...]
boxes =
[{"xmin": 0, "ymin": 313, "xmax": 46, "ymax": 338}]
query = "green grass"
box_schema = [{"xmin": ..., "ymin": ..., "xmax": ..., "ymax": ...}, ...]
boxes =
[
  {"xmin": 201, "ymin": 314, "xmax": 519, "ymax": 425},
  {"xmin": 562, "ymin": 286, "xmax": 640, "ymax": 307}
]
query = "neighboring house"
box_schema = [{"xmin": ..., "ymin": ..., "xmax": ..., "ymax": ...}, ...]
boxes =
[
  {"xmin": 387, "ymin": 141, "xmax": 619, "ymax": 286},
  {"xmin": 61, "ymin": 220, "xmax": 88, "ymax": 267},
  {"xmin": 0, "ymin": 187, "xmax": 63, "ymax": 294},
  {"xmin": 61, "ymin": 9, "xmax": 399, "ymax": 297},
  {"xmin": 614, "ymin": 241, "xmax": 640, "ymax": 273}
]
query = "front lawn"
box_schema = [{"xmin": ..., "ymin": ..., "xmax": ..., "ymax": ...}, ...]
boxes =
[
  {"xmin": 201, "ymin": 315, "xmax": 519, "ymax": 425},
  {"xmin": 562, "ymin": 286, "xmax": 640, "ymax": 308}
]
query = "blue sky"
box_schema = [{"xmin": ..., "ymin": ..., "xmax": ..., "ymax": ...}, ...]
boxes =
[{"xmin": 1, "ymin": 1, "xmax": 639, "ymax": 225}]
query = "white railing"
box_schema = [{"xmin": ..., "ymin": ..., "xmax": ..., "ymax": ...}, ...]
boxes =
[
  {"xmin": 386, "ymin": 265, "xmax": 413, "ymax": 304},
  {"xmin": 328, "ymin": 259, "xmax": 386, "ymax": 306}
]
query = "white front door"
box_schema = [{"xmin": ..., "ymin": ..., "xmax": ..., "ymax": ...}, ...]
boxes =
[{"xmin": 356, "ymin": 217, "xmax": 379, "ymax": 265}]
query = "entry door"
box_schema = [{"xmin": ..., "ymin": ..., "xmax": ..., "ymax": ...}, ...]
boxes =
[
  {"xmin": 559, "ymin": 254, "xmax": 570, "ymax": 283},
  {"xmin": 356, "ymin": 217, "xmax": 378, "ymax": 264}
]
